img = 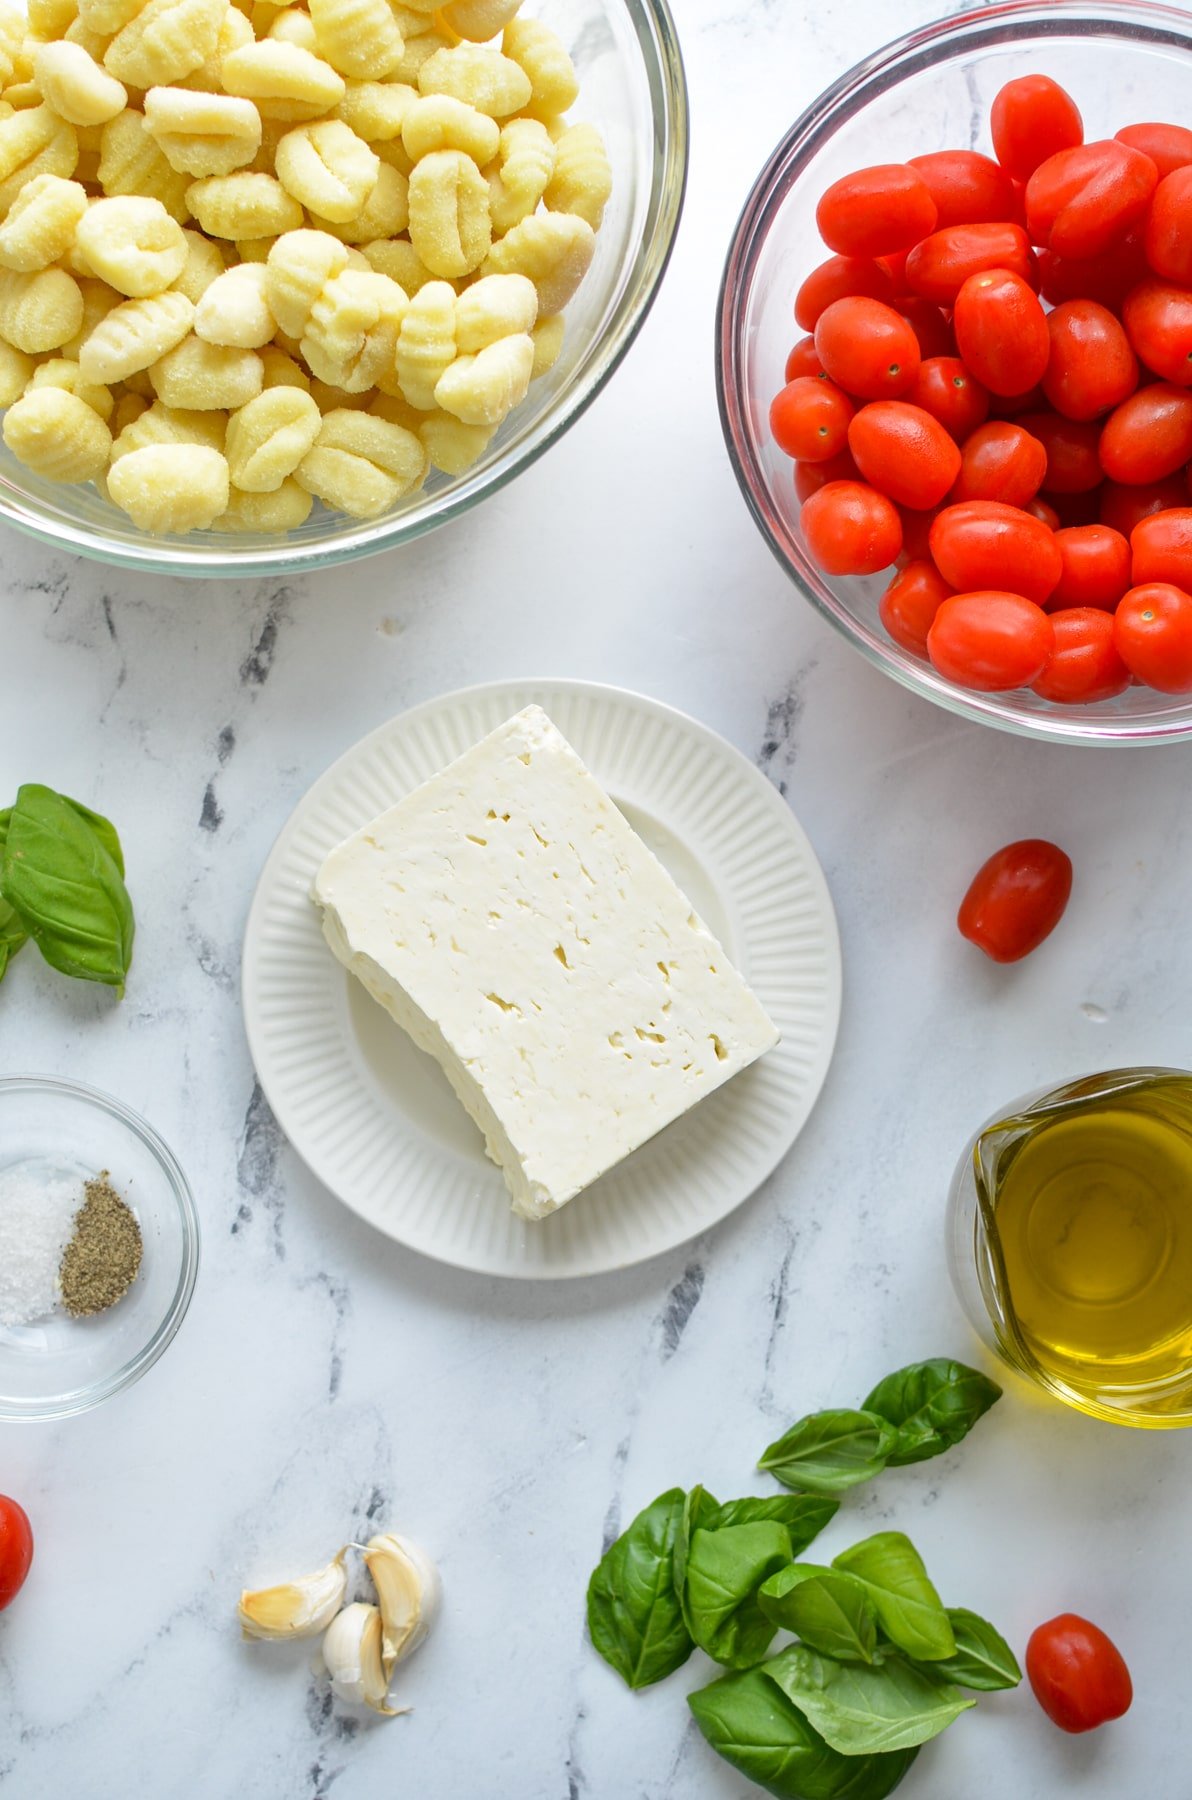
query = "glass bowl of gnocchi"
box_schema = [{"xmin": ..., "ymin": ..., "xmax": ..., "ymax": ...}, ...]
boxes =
[{"xmin": 0, "ymin": 0, "xmax": 686, "ymax": 571}]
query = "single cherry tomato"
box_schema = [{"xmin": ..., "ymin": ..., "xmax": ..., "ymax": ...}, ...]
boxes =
[
  {"xmin": 1026, "ymin": 140, "xmax": 1158, "ymax": 259},
  {"xmin": 908, "ymin": 149, "xmax": 1019, "ymax": 227},
  {"xmin": 0, "ymin": 1496, "xmax": 32, "ymax": 1611},
  {"xmin": 793, "ymin": 448, "xmax": 861, "ymax": 502},
  {"xmin": 1115, "ymin": 582, "xmax": 1192, "ymax": 690},
  {"xmin": 897, "ymin": 298, "xmax": 954, "ymax": 360},
  {"xmin": 1130, "ymin": 506, "xmax": 1192, "ymax": 588},
  {"xmin": 908, "ymin": 356, "xmax": 989, "ymax": 439},
  {"xmin": 1014, "ymin": 412, "xmax": 1104, "ymax": 493},
  {"xmin": 905, "ymin": 222, "xmax": 1037, "ymax": 305},
  {"xmin": 1144, "ymin": 167, "xmax": 1192, "ymax": 284},
  {"xmin": 1041, "ymin": 299, "xmax": 1138, "ymax": 419},
  {"xmin": 770, "ymin": 376, "xmax": 854, "ymax": 462},
  {"xmin": 814, "ymin": 296, "xmax": 921, "ymax": 400},
  {"xmin": 952, "ymin": 268, "xmax": 1050, "ymax": 398},
  {"xmin": 1121, "ymin": 279, "xmax": 1192, "ymax": 385},
  {"xmin": 991, "ymin": 75, "xmax": 1083, "ymax": 181},
  {"xmin": 1026, "ymin": 495, "xmax": 1062, "ymax": 530},
  {"xmin": 786, "ymin": 336, "xmax": 826, "ymax": 383},
  {"xmin": 1099, "ymin": 382, "xmax": 1192, "ymax": 483},
  {"xmin": 800, "ymin": 479, "xmax": 902, "ymax": 575},
  {"xmin": 1115, "ymin": 121, "xmax": 1192, "ymax": 179},
  {"xmin": 1037, "ymin": 230, "xmax": 1150, "ymax": 311},
  {"xmin": 847, "ymin": 400, "xmax": 962, "ymax": 510},
  {"xmin": 958, "ymin": 839, "xmax": 1073, "ymax": 961},
  {"xmin": 928, "ymin": 590, "xmax": 1055, "ymax": 690},
  {"xmin": 794, "ymin": 254, "xmax": 898, "ymax": 332},
  {"xmin": 880, "ymin": 559, "xmax": 953, "ymax": 655},
  {"xmin": 1032, "ymin": 606, "xmax": 1131, "ymax": 702},
  {"xmin": 1026, "ymin": 1614, "xmax": 1133, "ymax": 1733},
  {"xmin": 1099, "ymin": 473, "xmax": 1189, "ymax": 535},
  {"xmin": 1050, "ymin": 524, "xmax": 1131, "ymax": 610},
  {"xmin": 930, "ymin": 500, "xmax": 1063, "ymax": 602},
  {"xmin": 815, "ymin": 163, "xmax": 938, "ymax": 258},
  {"xmin": 951, "ymin": 420, "xmax": 1046, "ymax": 505}
]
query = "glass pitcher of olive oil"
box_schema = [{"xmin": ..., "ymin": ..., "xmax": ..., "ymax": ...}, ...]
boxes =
[{"xmin": 948, "ymin": 1067, "xmax": 1192, "ymax": 1428}]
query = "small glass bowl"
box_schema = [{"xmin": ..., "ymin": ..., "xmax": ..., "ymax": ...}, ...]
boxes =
[
  {"xmin": 717, "ymin": 0, "xmax": 1192, "ymax": 745},
  {"xmin": 0, "ymin": 1076, "xmax": 199, "ymax": 1421}
]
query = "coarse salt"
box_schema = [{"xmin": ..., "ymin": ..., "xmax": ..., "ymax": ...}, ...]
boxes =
[{"xmin": 0, "ymin": 1161, "xmax": 84, "ymax": 1327}]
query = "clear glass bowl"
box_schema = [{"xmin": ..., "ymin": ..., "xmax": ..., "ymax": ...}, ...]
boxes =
[
  {"xmin": 0, "ymin": 0, "xmax": 687, "ymax": 577},
  {"xmin": 0, "ymin": 1076, "xmax": 199, "ymax": 1421},
  {"xmin": 717, "ymin": 0, "xmax": 1192, "ymax": 745}
]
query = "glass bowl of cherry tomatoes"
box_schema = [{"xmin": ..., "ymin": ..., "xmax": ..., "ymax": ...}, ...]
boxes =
[{"xmin": 717, "ymin": 0, "xmax": 1192, "ymax": 743}]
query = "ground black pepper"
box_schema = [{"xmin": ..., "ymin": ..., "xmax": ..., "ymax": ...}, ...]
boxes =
[{"xmin": 59, "ymin": 1173, "xmax": 142, "ymax": 1317}]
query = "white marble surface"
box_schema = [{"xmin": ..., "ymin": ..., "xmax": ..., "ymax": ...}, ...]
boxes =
[{"xmin": 3, "ymin": 1, "xmax": 1192, "ymax": 1795}]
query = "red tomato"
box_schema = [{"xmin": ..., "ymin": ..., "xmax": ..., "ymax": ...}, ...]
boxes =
[
  {"xmin": 785, "ymin": 336, "xmax": 825, "ymax": 382},
  {"xmin": 1026, "ymin": 140, "xmax": 1158, "ymax": 259},
  {"xmin": 991, "ymin": 75, "xmax": 1083, "ymax": 181},
  {"xmin": 847, "ymin": 400, "xmax": 962, "ymax": 509},
  {"xmin": 1130, "ymin": 506, "xmax": 1192, "ymax": 588},
  {"xmin": 793, "ymin": 448, "xmax": 861, "ymax": 502},
  {"xmin": 1014, "ymin": 411, "xmax": 1104, "ymax": 493},
  {"xmin": 953, "ymin": 268, "xmax": 1050, "ymax": 398},
  {"xmin": 1099, "ymin": 474, "xmax": 1189, "ymax": 535},
  {"xmin": 898, "ymin": 298, "xmax": 954, "ymax": 360},
  {"xmin": 814, "ymin": 296, "xmax": 921, "ymax": 400},
  {"xmin": 770, "ymin": 376, "xmax": 854, "ymax": 462},
  {"xmin": 1037, "ymin": 230, "xmax": 1150, "ymax": 311},
  {"xmin": 908, "ymin": 150, "xmax": 1019, "ymax": 227},
  {"xmin": 908, "ymin": 356, "xmax": 989, "ymax": 439},
  {"xmin": 928, "ymin": 590, "xmax": 1055, "ymax": 690},
  {"xmin": 0, "ymin": 1496, "xmax": 32, "ymax": 1611},
  {"xmin": 1115, "ymin": 582, "xmax": 1192, "ymax": 690},
  {"xmin": 1026, "ymin": 495, "xmax": 1061, "ymax": 530},
  {"xmin": 800, "ymin": 479, "xmax": 902, "ymax": 575},
  {"xmin": 880, "ymin": 559, "xmax": 953, "ymax": 655},
  {"xmin": 958, "ymin": 839, "xmax": 1073, "ymax": 961},
  {"xmin": 905, "ymin": 222, "xmax": 1037, "ymax": 305},
  {"xmin": 1032, "ymin": 606, "xmax": 1131, "ymax": 702},
  {"xmin": 1041, "ymin": 299, "xmax": 1138, "ymax": 419},
  {"xmin": 930, "ymin": 500, "xmax": 1063, "ymax": 602},
  {"xmin": 1051, "ymin": 523, "xmax": 1131, "ymax": 609},
  {"xmin": 1099, "ymin": 382, "xmax": 1192, "ymax": 483},
  {"xmin": 1121, "ymin": 279, "xmax": 1192, "ymax": 385},
  {"xmin": 815, "ymin": 163, "xmax": 938, "ymax": 258},
  {"xmin": 1116, "ymin": 121, "xmax": 1192, "ymax": 179},
  {"xmin": 793, "ymin": 254, "xmax": 897, "ymax": 332},
  {"xmin": 951, "ymin": 420, "xmax": 1046, "ymax": 506},
  {"xmin": 1026, "ymin": 1614, "xmax": 1133, "ymax": 1733},
  {"xmin": 1144, "ymin": 167, "xmax": 1192, "ymax": 284}
]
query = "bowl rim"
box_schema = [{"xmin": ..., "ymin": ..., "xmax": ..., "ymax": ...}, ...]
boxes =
[
  {"xmin": 0, "ymin": 0, "xmax": 690, "ymax": 579},
  {"xmin": 716, "ymin": 0, "xmax": 1192, "ymax": 746},
  {"xmin": 0, "ymin": 1073, "xmax": 200, "ymax": 1422}
]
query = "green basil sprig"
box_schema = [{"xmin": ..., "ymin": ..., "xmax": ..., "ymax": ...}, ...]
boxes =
[
  {"xmin": 586, "ymin": 1489, "xmax": 694, "ymax": 1690},
  {"xmin": 759, "ymin": 1410, "xmax": 901, "ymax": 1496},
  {"xmin": 759, "ymin": 1565, "xmax": 879, "ymax": 1665},
  {"xmin": 0, "ymin": 810, "xmax": 28, "ymax": 983},
  {"xmin": 831, "ymin": 1533, "xmax": 954, "ymax": 1663},
  {"xmin": 907, "ymin": 1607, "xmax": 1021, "ymax": 1692},
  {"xmin": 765, "ymin": 1645, "xmax": 975, "ymax": 1756},
  {"xmin": 0, "ymin": 785, "xmax": 134, "ymax": 995},
  {"xmin": 677, "ymin": 1489, "xmax": 839, "ymax": 1672}
]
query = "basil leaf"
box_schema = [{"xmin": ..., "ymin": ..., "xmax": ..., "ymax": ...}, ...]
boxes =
[
  {"xmin": 0, "ymin": 810, "xmax": 28, "ymax": 981},
  {"xmin": 712, "ymin": 1493, "xmax": 839, "ymax": 1554},
  {"xmin": 911, "ymin": 1607, "xmax": 1021, "ymax": 1691},
  {"xmin": 683, "ymin": 1519, "xmax": 793, "ymax": 1669},
  {"xmin": 2, "ymin": 785, "xmax": 134, "ymax": 994},
  {"xmin": 673, "ymin": 1483, "xmax": 720, "ymax": 1602},
  {"xmin": 688, "ymin": 1662, "xmax": 919, "ymax": 1800},
  {"xmin": 766, "ymin": 1645, "xmax": 975, "ymax": 1756},
  {"xmin": 862, "ymin": 1359, "xmax": 1002, "ymax": 1467},
  {"xmin": 586, "ymin": 1488, "xmax": 694, "ymax": 1690},
  {"xmin": 62, "ymin": 797, "xmax": 125, "ymax": 877},
  {"xmin": 832, "ymin": 1533, "xmax": 954, "ymax": 1662},
  {"xmin": 759, "ymin": 1565, "xmax": 879, "ymax": 1664},
  {"xmin": 759, "ymin": 1409, "xmax": 901, "ymax": 1495}
]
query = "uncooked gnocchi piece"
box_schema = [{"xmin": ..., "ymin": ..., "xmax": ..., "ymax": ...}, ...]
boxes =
[
  {"xmin": 334, "ymin": 78, "xmax": 415, "ymax": 143},
  {"xmin": 0, "ymin": 174, "xmax": 88, "ymax": 271},
  {"xmin": 0, "ymin": 266, "xmax": 84, "ymax": 351},
  {"xmin": 218, "ymin": 474, "xmax": 311, "ymax": 528},
  {"xmin": 194, "ymin": 261, "xmax": 274, "ymax": 345},
  {"xmin": 143, "ymin": 86, "xmax": 263, "ymax": 177},
  {"xmin": 434, "ymin": 328, "xmax": 531, "ymax": 426},
  {"xmin": 98, "ymin": 107, "xmax": 191, "ymax": 224},
  {"xmin": 26, "ymin": 356, "xmax": 115, "ymax": 421},
  {"xmin": 0, "ymin": 104, "xmax": 78, "ymax": 217},
  {"xmin": 224, "ymin": 380, "xmax": 319, "ymax": 487},
  {"xmin": 0, "ymin": 336, "xmax": 33, "ymax": 402},
  {"xmin": 360, "ymin": 234, "xmax": 434, "ymax": 294},
  {"xmin": 437, "ymin": 0, "xmax": 520, "ymax": 43},
  {"xmin": 3, "ymin": 383, "xmax": 111, "ymax": 478},
  {"xmin": 401, "ymin": 94, "xmax": 498, "ymax": 168},
  {"xmin": 76, "ymin": 194, "xmax": 188, "ymax": 296},
  {"xmin": 543, "ymin": 122, "xmax": 611, "ymax": 230},
  {"xmin": 78, "ymin": 286, "xmax": 194, "ymax": 380},
  {"xmin": 323, "ymin": 161, "xmax": 406, "ymax": 244},
  {"xmin": 417, "ymin": 44, "xmax": 530, "ymax": 120},
  {"xmin": 103, "ymin": 0, "xmax": 227, "ymax": 90},
  {"xmin": 32, "ymin": 40, "xmax": 126, "ymax": 125},
  {"xmin": 186, "ymin": 171, "xmax": 304, "ymax": 238},
  {"xmin": 109, "ymin": 395, "xmax": 227, "ymax": 457},
  {"xmin": 407, "ymin": 147, "xmax": 490, "ymax": 279},
  {"xmin": 149, "ymin": 331, "xmax": 263, "ymax": 405},
  {"xmin": 106, "ymin": 439, "xmax": 229, "ymax": 530},
  {"xmin": 264, "ymin": 225, "xmax": 348, "ymax": 335},
  {"xmin": 486, "ymin": 117, "xmax": 553, "ymax": 235},
  {"xmin": 274, "ymin": 117, "xmax": 377, "ymax": 223},
  {"xmin": 417, "ymin": 405, "xmax": 493, "ymax": 473},
  {"xmin": 295, "ymin": 403, "xmax": 425, "ymax": 514},
  {"xmin": 300, "ymin": 264, "xmax": 404, "ymax": 390},
  {"xmin": 482, "ymin": 208, "xmax": 593, "ymax": 314},
  {"xmin": 392, "ymin": 274, "xmax": 453, "ymax": 409},
  {"xmin": 220, "ymin": 40, "xmax": 345, "ymax": 120},
  {"xmin": 453, "ymin": 270, "xmax": 535, "ymax": 353},
  {"xmin": 501, "ymin": 17, "xmax": 577, "ymax": 120},
  {"xmin": 307, "ymin": 0, "xmax": 404, "ymax": 82}
]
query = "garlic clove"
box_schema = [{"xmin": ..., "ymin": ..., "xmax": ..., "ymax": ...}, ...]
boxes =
[
  {"xmin": 238, "ymin": 1548, "xmax": 348, "ymax": 1641},
  {"xmin": 322, "ymin": 1601, "xmax": 399, "ymax": 1715},
  {"xmin": 363, "ymin": 1532, "xmax": 441, "ymax": 1679}
]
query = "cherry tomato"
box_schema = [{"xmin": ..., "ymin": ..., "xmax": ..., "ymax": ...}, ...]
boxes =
[
  {"xmin": 908, "ymin": 356, "xmax": 989, "ymax": 439},
  {"xmin": 814, "ymin": 296, "xmax": 921, "ymax": 400},
  {"xmin": 1014, "ymin": 411, "xmax": 1105, "ymax": 494},
  {"xmin": 879, "ymin": 559, "xmax": 952, "ymax": 655},
  {"xmin": 1130, "ymin": 506, "xmax": 1192, "ymax": 588},
  {"xmin": 800, "ymin": 479, "xmax": 902, "ymax": 576},
  {"xmin": 0, "ymin": 1496, "xmax": 32, "ymax": 1611},
  {"xmin": 1037, "ymin": 230, "xmax": 1150, "ymax": 311},
  {"xmin": 847, "ymin": 400, "xmax": 961, "ymax": 510},
  {"xmin": 785, "ymin": 336, "xmax": 825, "ymax": 383},
  {"xmin": 1115, "ymin": 121, "xmax": 1192, "ymax": 179},
  {"xmin": 930, "ymin": 500, "xmax": 1063, "ymax": 603},
  {"xmin": 770, "ymin": 376, "xmax": 854, "ymax": 462},
  {"xmin": 1026, "ymin": 495, "xmax": 1062, "ymax": 530},
  {"xmin": 1121, "ymin": 279, "xmax": 1192, "ymax": 385},
  {"xmin": 815, "ymin": 163, "xmax": 938, "ymax": 258},
  {"xmin": 1026, "ymin": 1614, "xmax": 1133, "ymax": 1733},
  {"xmin": 1144, "ymin": 167, "xmax": 1192, "ymax": 284},
  {"xmin": 991, "ymin": 75, "xmax": 1083, "ymax": 181},
  {"xmin": 1032, "ymin": 606, "xmax": 1131, "ymax": 702},
  {"xmin": 958, "ymin": 839, "xmax": 1073, "ymax": 961},
  {"xmin": 953, "ymin": 268, "xmax": 1049, "ymax": 398},
  {"xmin": 1041, "ymin": 299, "xmax": 1138, "ymax": 419},
  {"xmin": 951, "ymin": 420, "xmax": 1046, "ymax": 505},
  {"xmin": 928, "ymin": 590, "xmax": 1055, "ymax": 690},
  {"xmin": 1050, "ymin": 523, "xmax": 1131, "ymax": 610},
  {"xmin": 897, "ymin": 298, "xmax": 954, "ymax": 360},
  {"xmin": 1099, "ymin": 382, "xmax": 1192, "ymax": 483},
  {"xmin": 794, "ymin": 254, "xmax": 898, "ymax": 332},
  {"xmin": 1100, "ymin": 474, "xmax": 1189, "ymax": 535},
  {"xmin": 908, "ymin": 149, "xmax": 1019, "ymax": 227},
  {"xmin": 1026, "ymin": 140, "xmax": 1158, "ymax": 259},
  {"xmin": 793, "ymin": 448, "xmax": 861, "ymax": 502},
  {"xmin": 1115, "ymin": 582, "xmax": 1192, "ymax": 690},
  {"xmin": 905, "ymin": 222, "xmax": 1037, "ymax": 305}
]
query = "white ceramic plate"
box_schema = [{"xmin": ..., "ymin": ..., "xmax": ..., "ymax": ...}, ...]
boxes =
[{"xmin": 242, "ymin": 680, "xmax": 841, "ymax": 1279}]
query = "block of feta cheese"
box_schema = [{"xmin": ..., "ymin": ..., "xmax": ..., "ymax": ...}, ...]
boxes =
[{"xmin": 312, "ymin": 706, "xmax": 779, "ymax": 1220}]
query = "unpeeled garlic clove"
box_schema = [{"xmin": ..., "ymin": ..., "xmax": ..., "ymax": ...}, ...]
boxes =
[
  {"xmin": 322, "ymin": 1601, "xmax": 398, "ymax": 1715},
  {"xmin": 238, "ymin": 1549, "xmax": 348, "ymax": 1641},
  {"xmin": 363, "ymin": 1532, "xmax": 441, "ymax": 1678}
]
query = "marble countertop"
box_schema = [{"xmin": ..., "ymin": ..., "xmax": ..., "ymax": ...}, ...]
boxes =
[{"xmin": 3, "ymin": 1, "xmax": 1192, "ymax": 1795}]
